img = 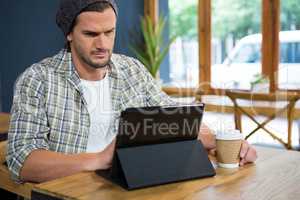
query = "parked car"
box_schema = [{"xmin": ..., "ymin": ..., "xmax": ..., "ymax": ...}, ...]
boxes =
[{"xmin": 211, "ymin": 30, "xmax": 300, "ymax": 90}]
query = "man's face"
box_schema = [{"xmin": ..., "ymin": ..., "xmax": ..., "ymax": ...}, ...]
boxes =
[{"xmin": 67, "ymin": 7, "xmax": 116, "ymax": 69}]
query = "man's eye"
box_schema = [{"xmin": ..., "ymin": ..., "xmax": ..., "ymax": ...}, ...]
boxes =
[
  {"xmin": 105, "ymin": 30, "xmax": 114, "ymax": 36},
  {"xmin": 84, "ymin": 32, "xmax": 97, "ymax": 37}
]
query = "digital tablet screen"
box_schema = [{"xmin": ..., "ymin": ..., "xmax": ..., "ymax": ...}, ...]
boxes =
[{"xmin": 116, "ymin": 104, "xmax": 205, "ymax": 148}]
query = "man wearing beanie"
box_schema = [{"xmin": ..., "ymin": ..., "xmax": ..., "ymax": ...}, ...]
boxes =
[{"xmin": 6, "ymin": 0, "xmax": 257, "ymax": 183}]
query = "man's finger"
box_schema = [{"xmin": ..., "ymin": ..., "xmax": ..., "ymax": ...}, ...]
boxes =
[
  {"xmin": 239, "ymin": 158, "xmax": 246, "ymax": 166},
  {"xmin": 244, "ymin": 147, "xmax": 257, "ymax": 163},
  {"xmin": 240, "ymin": 140, "xmax": 249, "ymax": 159},
  {"xmin": 209, "ymin": 148, "xmax": 216, "ymax": 156}
]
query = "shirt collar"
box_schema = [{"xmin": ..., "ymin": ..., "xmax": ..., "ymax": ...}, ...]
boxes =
[{"xmin": 54, "ymin": 48, "xmax": 123, "ymax": 111}]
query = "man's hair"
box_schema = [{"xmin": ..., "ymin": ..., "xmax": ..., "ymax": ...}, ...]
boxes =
[{"xmin": 71, "ymin": 2, "xmax": 113, "ymax": 32}]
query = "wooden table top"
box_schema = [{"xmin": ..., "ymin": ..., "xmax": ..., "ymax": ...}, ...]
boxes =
[{"xmin": 32, "ymin": 146, "xmax": 300, "ymax": 200}]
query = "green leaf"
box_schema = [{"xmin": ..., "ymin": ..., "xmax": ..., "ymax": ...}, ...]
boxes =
[
  {"xmin": 141, "ymin": 17, "xmax": 155, "ymax": 66},
  {"xmin": 130, "ymin": 15, "xmax": 177, "ymax": 78}
]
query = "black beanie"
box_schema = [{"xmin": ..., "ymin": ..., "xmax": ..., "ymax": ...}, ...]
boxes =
[{"xmin": 56, "ymin": 0, "xmax": 118, "ymax": 36}]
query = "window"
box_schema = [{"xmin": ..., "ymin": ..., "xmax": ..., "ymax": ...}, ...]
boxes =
[
  {"xmin": 211, "ymin": 0, "xmax": 261, "ymax": 90},
  {"xmin": 231, "ymin": 44, "xmax": 261, "ymax": 64},
  {"xmin": 280, "ymin": 42, "xmax": 300, "ymax": 63},
  {"xmin": 159, "ymin": 0, "xmax": 199, "ymax": 88},
  {"xmin": 278, "ymin": 1, "xmax": 300, "ymax": 90},
  {"xmin": 146, "ymin": 0, "xmax": 297, "ymax": 95}
]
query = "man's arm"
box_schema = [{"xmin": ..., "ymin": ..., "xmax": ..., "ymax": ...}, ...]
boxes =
[
  {"xmin": 6, "ymin": 67, "xmax": 114, "ymax": 183},
  {"xmin": 20, "ymin": 140, "xmax": 115, "ymax": 183}
]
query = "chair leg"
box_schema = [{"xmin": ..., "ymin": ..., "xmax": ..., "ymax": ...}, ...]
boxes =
[
  {"xmin": 287, "ymin": 119, "xmax": 293, "ymax": 150},
  {"xmin": 234, "ymin": 110, "xmax": 242, "ymax": 132},
  {"xmin": 287, "ymin": 100, "xmax": 296, "ymax": 150},
  {"xmin": 297, "ymin": 119, "xmax": 300, "ymax": 150}
]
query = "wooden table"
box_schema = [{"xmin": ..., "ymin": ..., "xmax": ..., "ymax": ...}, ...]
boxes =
[{"xmin": 32, "ymin": 146, "xmax": 300, "ymax": 200}]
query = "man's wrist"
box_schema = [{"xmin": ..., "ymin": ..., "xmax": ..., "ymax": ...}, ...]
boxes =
[{"xmin": 78, "ymin": 153, "xmax": 101, "ymax": 171}]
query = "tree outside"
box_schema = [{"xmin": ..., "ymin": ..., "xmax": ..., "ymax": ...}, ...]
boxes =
[{"xmin": 281, "ymin": 0, "xmax": 300, "ymax": 30}]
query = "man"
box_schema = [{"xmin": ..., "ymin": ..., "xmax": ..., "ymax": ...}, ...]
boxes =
[{"xmin": 6, "ymin": 0, "xmax": 256, "ymax": 183}]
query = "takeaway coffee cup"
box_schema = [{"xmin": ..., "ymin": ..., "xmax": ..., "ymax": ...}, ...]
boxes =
[{"xmin": 216, "ymin": 129, "xmax": 243, "ymax": 168}]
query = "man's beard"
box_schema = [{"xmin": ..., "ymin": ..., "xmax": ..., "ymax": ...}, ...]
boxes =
[{"xmin": 77, "ymin": 48, "xmax": 112, "ymax": 69}]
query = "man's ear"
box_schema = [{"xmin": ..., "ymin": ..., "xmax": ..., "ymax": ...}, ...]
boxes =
[{"xmin": 67, "ymin": 33, "xmax": 73, "ymax": 43}]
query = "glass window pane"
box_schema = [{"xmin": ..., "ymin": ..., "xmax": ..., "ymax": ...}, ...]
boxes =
[
  {"xmin": 211, "ymin": 0, "xmax": 262, "ymax": 90},
  {"xmin": 278, "ymin": 1, "xmax": 300, "ymax": 90},
  {"xmin": 159, "ymin": 0, "xmax": 199, "ymax": 88}
]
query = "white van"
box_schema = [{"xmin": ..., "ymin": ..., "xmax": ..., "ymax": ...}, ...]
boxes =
[{"xmin": 211, "ymin": 30, "xmax": 300, "ymax": 90}]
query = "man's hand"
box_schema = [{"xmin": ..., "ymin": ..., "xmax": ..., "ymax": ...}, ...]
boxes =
[
  {"xmin": 198, "ymin": 124, "xmax": 257, "ymax": 165},
  {"xmin": 197, "ymin": 124, "xmax": 216, "ymax": 150},
  {"xmin": 239, "ymin": 140, "xmax": 257, "ymax": 166},
  {"xmin": 20, "ymin": 139, "xmax": 117, "ymax": 183},
  {"xmin": 86, "ymin": 139, "xmax": 116, "ymax": 171},
  {"xmin": 98, "ymin": 139, "xmax": 116, "ymax": 169}
]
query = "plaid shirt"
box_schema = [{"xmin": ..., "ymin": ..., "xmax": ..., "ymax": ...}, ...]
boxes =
[{"xmin": 6, "ymin": 49, "xmax": 174, "ymax": 181}]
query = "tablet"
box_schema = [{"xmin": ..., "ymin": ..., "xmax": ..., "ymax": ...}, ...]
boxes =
[
  {"xmin": 97, "ymin": 103, "xmax": 216, "ymax": 190},
  {"xmin": 116, "ymin": 104, "xmax": 205, "ymax": 148}
]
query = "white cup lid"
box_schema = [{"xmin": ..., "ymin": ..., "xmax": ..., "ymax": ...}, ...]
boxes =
[{"xmin": 216, "ymin": 129, "xmax": 244, "ymax": 140}]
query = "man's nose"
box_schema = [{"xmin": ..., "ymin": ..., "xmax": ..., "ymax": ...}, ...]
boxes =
[{"xmin": 95, "ymin": 34, "xmax": 106, "ymax": 48}]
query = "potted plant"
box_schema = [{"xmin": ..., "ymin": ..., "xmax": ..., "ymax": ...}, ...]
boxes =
[
  {"xmin": 250, "ymin": 73, "xmax": 269, "ymax": 93},
  {"xmin": 130, "ymin": 15, "xmax": 176, "ymax": 78}
]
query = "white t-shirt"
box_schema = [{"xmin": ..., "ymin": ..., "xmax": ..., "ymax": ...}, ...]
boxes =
[{"xmin": 80, "ymin": 75, "xmax": 115, "ymax": 153}]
